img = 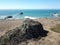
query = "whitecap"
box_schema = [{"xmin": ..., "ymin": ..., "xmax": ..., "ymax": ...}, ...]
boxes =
[
  {"xmin": 0, "ymin": 16, "xmax": 7, "ymax": 19},
  {"xmin": 24, "ymin": 16, "xmax": 37, "ymax": 19}
]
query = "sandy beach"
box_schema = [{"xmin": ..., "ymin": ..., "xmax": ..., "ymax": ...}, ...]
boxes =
[
  {"xmin": 0, "ymin": 18, "xmax": 60, "ymax": 45},
  {"xmin": 0, "ymin": 18, "xmax": 60, "ymax": 35}
]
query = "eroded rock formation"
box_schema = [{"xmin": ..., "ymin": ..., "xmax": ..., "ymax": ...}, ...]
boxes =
[{"xmin": 0, "ymin": 19, "xmax": 48, "ymax": 45}]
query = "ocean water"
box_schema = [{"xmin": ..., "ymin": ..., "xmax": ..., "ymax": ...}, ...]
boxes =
[{"xmin": 0, "ymin": 9, "xmax": 60, "ymax": 19}]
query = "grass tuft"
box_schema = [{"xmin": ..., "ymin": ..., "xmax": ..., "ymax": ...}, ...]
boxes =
[{"xmin": 50, "ymin": 24, "xmax": 60, "ymax": 33}]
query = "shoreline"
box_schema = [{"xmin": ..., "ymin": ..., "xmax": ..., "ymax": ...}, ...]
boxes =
[
  {"xmin": 0, "ymin": 17, "xmax": 60, "ymax": 20},
  {"xmin": 0, "ymin": 18, "xmax": 60, "ymax": 31}
]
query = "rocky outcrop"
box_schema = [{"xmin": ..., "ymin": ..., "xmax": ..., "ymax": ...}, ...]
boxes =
[{"xmin": 0, "ymin": 19, "xmax": 48, "ymax": 45}]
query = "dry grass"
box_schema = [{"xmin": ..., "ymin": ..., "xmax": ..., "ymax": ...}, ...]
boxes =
[
  {"xmin": 0, "ymin": 18, "xmax": 60, "ymax": 45},
  {"xmin": 50, "ymin": 24, "xmax": 60, "ymax": 33},
  {"xmin": 0, "ymin": 19, "xmax": 23, "ymax": 37}
]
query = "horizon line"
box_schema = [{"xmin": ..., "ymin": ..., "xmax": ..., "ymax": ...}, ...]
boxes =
[{"xmin": 0, "ymin": 9, "xmax": 60, "ymax": 10}]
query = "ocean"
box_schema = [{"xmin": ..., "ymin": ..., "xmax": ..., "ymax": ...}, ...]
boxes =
[{"xmin": 0, "ymin": 9, "xmax": 60, "ymax": 19}]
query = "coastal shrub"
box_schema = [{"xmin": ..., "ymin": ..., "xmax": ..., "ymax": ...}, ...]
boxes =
[
  {"xmin": 50, "ymin": 24, "xmax": 60, "ymax": 33},
  {"xmin": 0, "ymin": 37, "xmax": 9, "ymax": 45},
  {"xmin": 0, "ymin": 43, "xmax": 6, "ymax": 45}
]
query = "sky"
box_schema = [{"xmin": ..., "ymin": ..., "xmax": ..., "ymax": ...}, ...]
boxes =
[{"xmin": 0, "ymin": 0, "xmax": 60, "ymax": 9}]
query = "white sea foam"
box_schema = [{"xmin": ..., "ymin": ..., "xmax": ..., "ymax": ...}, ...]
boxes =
[
  {"xmin": 53, "ymin": 13, "xmax": 60, "ymax": 18},
  {"xmin": 0, "ymin": 16, "xmax": 7, "ymax": 19},
  {"xmin": 53, "ymin": 14, "xmax": 58, "ymax": 17},
  {"xmin": 24, "ymin": 16, "xmax": 37, "ymax": 19},
  {"xmin": 0, "ymin": 15, "xmax": 20, "ymax": 19}
]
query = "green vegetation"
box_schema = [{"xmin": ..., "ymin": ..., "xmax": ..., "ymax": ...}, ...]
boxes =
[
  {"xmin": 0, "ymin": 37, "xmax": 8, "ymax": 45},
  {"xmin": 0, "ymin": 43, "xmax": 6, "ymax": 45},
  {"xmin": 50, "ymin": 24, "xmax": 60, "ymax": 33}
]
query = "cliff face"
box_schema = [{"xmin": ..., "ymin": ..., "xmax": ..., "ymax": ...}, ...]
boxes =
[{"xmin": 0, "ymin": 19, "xmax": 48, "ymax": 45}]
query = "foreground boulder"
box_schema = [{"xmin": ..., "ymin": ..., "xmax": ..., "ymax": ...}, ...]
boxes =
[{"xmin": 0, "ymin": 19, "xmax": 48, "ymax": 45}]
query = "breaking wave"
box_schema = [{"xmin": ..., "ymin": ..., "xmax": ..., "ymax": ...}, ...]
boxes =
[
  {"xmin": 24, "ymin": 16, "xmax": 37, "ymax": 19},
  {"xmin": 0, "ymin": 16, "xmax": 7, "ymax": 19},
  {"xmin": 52, "ymin": 13, "xmax": 60, "ymax": 18}
]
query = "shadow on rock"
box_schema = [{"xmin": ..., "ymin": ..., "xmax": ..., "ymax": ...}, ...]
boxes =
[
  {"xmin": 20, "ymin": 19, "xmax": 49, "ymax": 41},
  {"xmin": 23, "ymin": 21, "xmax": 48, "ymax": 39}
]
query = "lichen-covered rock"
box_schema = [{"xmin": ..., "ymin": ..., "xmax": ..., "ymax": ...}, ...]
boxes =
[{"xmin": 0, "ymin": 19, "xmax": 48, "ymax": 45}]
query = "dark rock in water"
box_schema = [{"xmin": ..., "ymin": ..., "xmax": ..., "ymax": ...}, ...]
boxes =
[
  {"xmin": 20, "ymin": 12, "xmax": 23, "ymax": 15},
  {"xmin": 4, "ymin": 16, "xmax": 13, "ymax": 20},
  {"xmin": 0, "ymin": 19, "xmax": 48, "ymax": 45},
  {"xmin": 7, "ymin": 16, "xmax": 13, "ymax": 18}
]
